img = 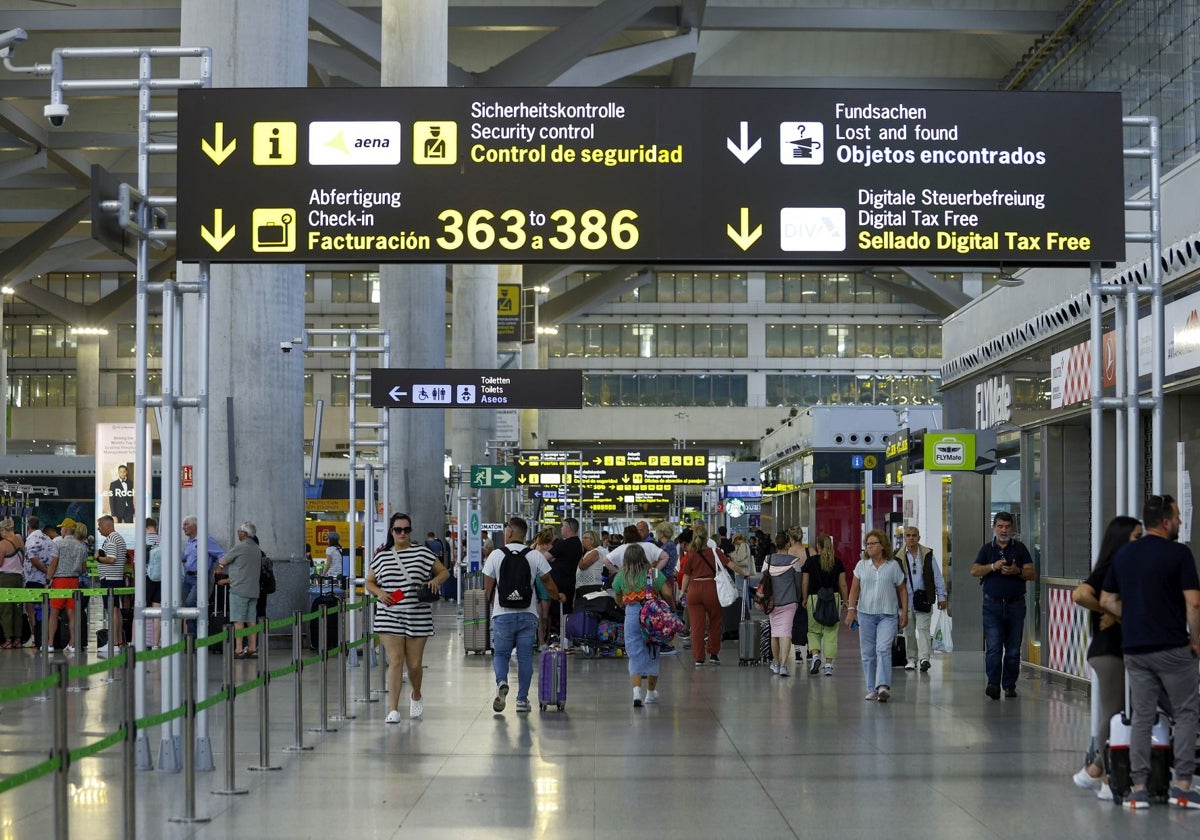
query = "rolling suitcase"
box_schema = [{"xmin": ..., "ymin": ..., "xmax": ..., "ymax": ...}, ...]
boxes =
[
  {"xmin": 1106, "ymin": 668, "xmax": 1173, "ymax": 804},
  {"xmin": 463, "ymin": 586, "xmax": 490, "ymax": 654},
  {"xmin": 307, "ymin": 576, "xmax": 340, "ymax": 651},
  {"xmin": 538, "ymin": 606, "xmax": 568, "ymax": 711},
  {"xmin": 738, "ymin": 583, "xmax": 762, "ymax": 665},
  {"xmin": 209, "ymin": 582, "xmax": 229, "ymax": 655}
]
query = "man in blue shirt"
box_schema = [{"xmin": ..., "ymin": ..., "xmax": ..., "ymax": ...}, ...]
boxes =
[
  {"xmin": 970, "ymin": 511, "xmax": 1036, "ymax": 699},
  {"xmin": 181, "ymin": 515, "xmax": 224, "ymax": 618},
  {"xmin": 1101, "ymin": 494, "xmax": 1200, "ymax": 810}
]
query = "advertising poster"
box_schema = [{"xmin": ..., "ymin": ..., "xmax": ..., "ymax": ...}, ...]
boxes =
[{"xmin": 96, "ymin": 422, "xmax": 137, "ymax": 542}]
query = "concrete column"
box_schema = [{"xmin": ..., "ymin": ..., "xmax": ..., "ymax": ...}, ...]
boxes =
[
  {"xmin": 380, "ymin": 0, "xmax": 448, "ymax": 536},
  {"xmin": 450, "ymin": 263, "xmax": 498, "ymax": 470},
  {"xmin": 74, "ymin": 334, "xmax": 100, "ymax": 455},
  {"xmin": 180, "ymin": 0, "xmax": 307, "ymax": 555}
]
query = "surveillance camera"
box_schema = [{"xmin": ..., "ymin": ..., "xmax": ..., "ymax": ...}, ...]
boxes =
[
  {"xmin": 280, "ymin": 341, "xmax": 293, "ymax": 353},
  {"xmin": 44, "ymin": 103, "xmax": 69, "ymax": 127},
  {"xmin": 0, "ymin": 28, "xmax": 28, "ymax": 55}
]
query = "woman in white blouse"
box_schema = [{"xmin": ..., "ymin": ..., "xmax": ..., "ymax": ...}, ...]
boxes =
[{"xmin": 844, "ymin": 529, "xmax": 908, "ymax": 703}]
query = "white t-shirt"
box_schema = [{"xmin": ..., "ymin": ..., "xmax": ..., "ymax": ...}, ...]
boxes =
[
  {"xmin": 606, "ymin": 541, "xmax": 664, "ymax": 569},
  {"xmin": 483, "ymin": 542, "xmax": 552, "ymax": 617}
]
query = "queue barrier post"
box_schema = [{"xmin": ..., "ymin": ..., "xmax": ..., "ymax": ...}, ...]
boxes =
[
  {"xmin": 329, "ymin": 605, "xmax": 354, "ymax": 721},
  {"xmin": 212, "ymin": 623, "xmax": 247, "ymax": 797},
  {"xmin": 283, "ymin": 610, "xmax": 312, "ymax": 752},
  {"xmin": 37, "ymin": 591, "xmax": 51, "ymax": 702},
  {"xmin": 52, "ymin": 660, "xmax": 69, "ymax": 840},
  {"xmin": 168, "ymin": 634, "xmax": 210, "ymax": 824},
  {"xmin": 308, "ymin": 605, "xmax": 337, "ymax": 733},
  {"xmin": 122, "ymin": 647, "xmax": 137, "ymax": 840},
  {"xmin": 68, "ymin": 590, "xmax": 87, "ymax": 693},
  {"xmin": 248, "ymin": 627, "xmax": 281, "ymax": 772},
  {"xmin": 356, "ymin": 602, "xmax": 377, "ymax": 704}
]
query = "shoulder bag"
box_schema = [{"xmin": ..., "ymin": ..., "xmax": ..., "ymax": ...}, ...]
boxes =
[
  {"xmin": 904, "ymin": 553, "xmax": 932, "ymax": 613},
  {"xmin": 710, "ymin": 549, "xmax": 738, "ymax": 608},
  {"xmin": 394, "ymin": 549, "xmax": 440, "ymax": 603}
]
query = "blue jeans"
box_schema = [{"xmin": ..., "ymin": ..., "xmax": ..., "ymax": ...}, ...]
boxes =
[
  {"xmin": 492, "ymin": 612, "xmax": 538, "ymax": 702},
  {"xmin": 859, "ymin": 612, "xmax": 898, "ymax": 691},
  {"xmin": 982, "ymin": 596, "xmax": 1025, "ymax": 689}
]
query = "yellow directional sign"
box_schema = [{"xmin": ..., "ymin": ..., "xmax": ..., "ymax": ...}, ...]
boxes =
[
  {"xmin": 726, "ymin": 207, "xmax": 763, "ymax": 251},
  {"xmin": 200, "ymin": 208, "xmax": 235, "ymax": 252},
  {"xmin": 201, "ymin": 122, "xmax": 235, "ymax": 165}
]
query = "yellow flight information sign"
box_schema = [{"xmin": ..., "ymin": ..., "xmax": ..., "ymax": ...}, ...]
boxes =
[{"xmin": 178, "ymin": 87, "xmax": 1125, "ymax": 266}]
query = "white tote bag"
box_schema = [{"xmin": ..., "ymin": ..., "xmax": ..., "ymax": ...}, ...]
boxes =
[{"xmin": 712, "ymin": 551, "xmax": 738, "ymax": 608}]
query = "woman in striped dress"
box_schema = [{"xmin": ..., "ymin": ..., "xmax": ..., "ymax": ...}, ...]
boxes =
[{"xmin": 365, "ymin": 512, "xmax": 449, "ymax": 722}]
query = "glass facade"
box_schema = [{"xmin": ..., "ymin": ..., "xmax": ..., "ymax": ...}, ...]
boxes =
[
  {"xmin": 764, "ymin": 323, "xmax": 940, "ymax": 359},
  {"xmin": 9, "ymin": 374, "xmax": 76, "ymax": 408},
  {"xmin": 583, "ymin": 374, "xmax": 748, "ymax": 407},
  {"xmin": 765, "ymin": 374, "xmax": 941, "ymax": 407},
  {"xmin": 547, "ymin": 323, "xmax": 749, "ymax": 358},
  {"xmin": 1017, "ymin": 0, "xmax": 1200, "ymax": 192}
]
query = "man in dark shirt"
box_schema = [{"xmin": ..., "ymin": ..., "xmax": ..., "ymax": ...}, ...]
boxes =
[
  {"xmin": 1101, "ymin": 494, "xmax": 1200, "ymax": 810},
  {"xmin": 970, "ymin": 511, "xmax": 1036, "ymax": 699},
  {"xmin": 548, "ymin": 517, "xmax": 583, "ymax": 637}
]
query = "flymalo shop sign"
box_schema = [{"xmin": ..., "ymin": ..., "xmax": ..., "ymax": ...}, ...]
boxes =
[{"xmin": 176, "ymin": 88, "xmax": 1125, "ymax": 265}]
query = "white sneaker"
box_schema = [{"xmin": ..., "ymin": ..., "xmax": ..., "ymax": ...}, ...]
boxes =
[
  {"xmin": 1073, "ymin": 767, "xmax": 1102, "ymax": 791},
  {"xmin": 904, "ymin": 660, "xmax": 916, "ymax": 671},
  {"xmin": 778, "ymin": 666, "xmax": 790, "ymax": 677},
  {"xmin": 644, "ymin": 689, "xmax": 659, "ymax": 704},
  {"xmin": 492, "ymin": 682, "xmax": 509, "ymax": 713},
  {"xmin": 632, "ymin": 687, "xmax": 644, "ymax": 707},
  {"xmin": 1096, "ymin": 783, "xmax": 1114, "ymax": 801},
  {"xmin": 824, "ymin": 663, "xmax": 834, "ymax": 676},
  {"xmin": 385, "ymin": 710, "xmax": 401, "ymax": 724},
  {"xmin": 770, "ymin": 662, "xmax": 780, "ymax": 674},
  {"xmin": 409, "ymin": 698, "xmax": 423, "ymax": 719},
  {"xmin": 64, "ymin": 645, "xmax": 75, "ymax": 654}
]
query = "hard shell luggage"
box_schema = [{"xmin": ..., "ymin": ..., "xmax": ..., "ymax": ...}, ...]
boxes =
[
  {"xmin": 307, "ymin": 577, "xmax": 340, "ymax": 651},
  {"xmin": 463, "ymin": 587, "xmax": 490, "ymax": 654},
  {"xmin": 759, "ymin": 620, "xmax": 773, "ymax": 663},
  {"xmin": 565, "ymin": 609, "xmax": 600, "ymax": 643},
  {"xmin": 209, "ymin": 582, "xmax": 229, "ymax": 654},
  {"xmin": 738, "ymin": 619, "xmax": 760, "ymax": 664},
  {"xmin": 1106, "ymin": 666, "xmax": 1173, "ymax": 804},
  {"xmin": 722, "ymin": 596, "xmax": 743, "ymax": 639},
  {"xmin": 538, "ymin": 606, "xmax": 567, "ymax": 711}
]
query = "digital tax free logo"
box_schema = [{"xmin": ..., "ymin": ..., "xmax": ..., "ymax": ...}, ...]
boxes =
[{"xmin": 308, "ymin": 121, "xmax": 402, "ymax": 166}]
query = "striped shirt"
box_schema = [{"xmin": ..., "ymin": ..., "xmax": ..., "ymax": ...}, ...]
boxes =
[{"xmin": 97, "ymin": 531, "xmax": 128, "ymax": 580}]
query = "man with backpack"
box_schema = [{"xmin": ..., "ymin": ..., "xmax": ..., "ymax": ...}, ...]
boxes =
[{"xmin": 483, "ymin": 516, "xmax": 565, "ymax": 714}]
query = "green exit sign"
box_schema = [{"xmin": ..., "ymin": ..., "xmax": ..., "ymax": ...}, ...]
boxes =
[{"xmin": 471, "ymin": 465, "xmax": 516, "ymax": 488}]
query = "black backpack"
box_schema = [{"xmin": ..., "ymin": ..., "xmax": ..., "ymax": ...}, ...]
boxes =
[
  {"xmin": 497, "ymin": 546, "xmax": 534, "ymax": 609},
  {"xmin": 814, "ymin": 587, "xmax": 840, "ymax": 627}
]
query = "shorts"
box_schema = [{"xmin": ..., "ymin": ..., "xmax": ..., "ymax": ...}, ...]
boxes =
[
  {"xmin": 229, "ymin": 593, "xmax": 256, "ymax": 623},
  {"xmin": 50, "ymin": 577, "xmax": 78, "ymax": 610},
  {"xmin": 100, "ymin": 578, "xmax": 126, "ymax": 610}
]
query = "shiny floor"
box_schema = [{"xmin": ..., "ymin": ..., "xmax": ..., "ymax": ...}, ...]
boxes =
[{"xmin": 0, "ymin": 605, "xmax": 1187, "ymax": 839}]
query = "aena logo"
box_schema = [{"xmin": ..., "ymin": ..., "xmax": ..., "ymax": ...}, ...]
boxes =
[
  {"xmin": 933, "ymin": 439, "xmax": 965, "ymax": 466},
  {"xmin": 308, "ymin": 121, "xmax": 402, "ymax": 166}
]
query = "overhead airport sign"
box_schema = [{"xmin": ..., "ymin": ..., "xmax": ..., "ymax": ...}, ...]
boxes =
[
  {"xmin": 177, "ymin": 87, "xmax": 1125, "ymax": 266},
  {"xmin": 370, "ymin": 368, "xmax": 582, "ymax": 409}
]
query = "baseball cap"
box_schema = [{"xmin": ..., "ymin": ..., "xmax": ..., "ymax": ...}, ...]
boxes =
[{"xmin": 59, "ymin": 517, "xmax": 77, "ymax": 530}]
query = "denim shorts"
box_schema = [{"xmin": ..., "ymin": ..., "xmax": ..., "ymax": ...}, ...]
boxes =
[{"xmin": 229, "ymin": 593, "xmax": 256, "ymax": 623}]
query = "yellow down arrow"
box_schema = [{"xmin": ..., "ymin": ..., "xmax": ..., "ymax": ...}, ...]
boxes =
[
  {"xmin": 201, "ymin": 209, "xmax": 236, "ymax": 252},
  {"xmin": 201, "ymin": 122, "xmax": 236, "ymax": 164},
  {"xmin": 726, "ymin": 207, "xmax": 763, "ymax": 251}
]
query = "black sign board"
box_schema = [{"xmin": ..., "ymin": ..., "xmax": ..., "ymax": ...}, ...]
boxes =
[
  {"xmin": 370, "ymin": 368, "xmax": 582, "ymax": 409},
  {"xmin": 177, "ymin": 87, "xmax": 1125, "ymax": 266}
]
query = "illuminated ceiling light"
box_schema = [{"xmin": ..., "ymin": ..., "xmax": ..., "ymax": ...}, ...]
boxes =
[
  {"xmin": 0, "ymin": 286, "xmax": 13, "ymax": 295},
  {"xmin": 536, "ymin": 326, "xmax": 559, "ymax": 335},
  {"xmin": 70, "ymin": 326, "xmax": 109, "ymax": 336}
]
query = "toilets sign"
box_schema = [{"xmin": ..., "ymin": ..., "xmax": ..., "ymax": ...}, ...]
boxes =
[{"xmin": 178, "ymin": 87, "xmax": 1125, "ymax": 265}]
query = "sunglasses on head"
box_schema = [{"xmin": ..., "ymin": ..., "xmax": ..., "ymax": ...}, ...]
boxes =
[{"xmin": 392, "ymin": 525, "xmax": 413, "ymax": 534}]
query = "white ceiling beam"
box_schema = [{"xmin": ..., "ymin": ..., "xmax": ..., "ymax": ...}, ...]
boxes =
[
  {"xmin": 552, "ymin": 31, "xmax": 698, "ymax": 87},
  {"xmin": 309, "ymin": 0, "xmax": 381, "ymax": 65},
  {"xmin": 539, "ymin": 265, "xmax": 651, "ymax": 325},
  {"xmin": 307, "ymin": 40, "xmax": 379, "ymax": 87}
]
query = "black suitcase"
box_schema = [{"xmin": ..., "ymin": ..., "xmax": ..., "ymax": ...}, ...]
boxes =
[
  {"xmin": 308, "ymin": 578, "xmax": 341, "ymax": 651},
  {"xmin": 722, "ymin": 596, "xmax": 743, "ymax": 639},
  {"xmin": 208, "ymin": 583, "xmax": 229, "ymax": 654},
  {"xmin": 891, "ymin": 634, "xmax": 907, "ymax": 667}
]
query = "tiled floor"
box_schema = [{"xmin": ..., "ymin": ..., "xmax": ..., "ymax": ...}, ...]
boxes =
[{"xmin": 0, "ymin": 606, "xmax": 1187, "ymax": 839}]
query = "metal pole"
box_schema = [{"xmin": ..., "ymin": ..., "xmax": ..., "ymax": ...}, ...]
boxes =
[
  {"xmin": 122, "ymin": 648, "xmax": 137, "ymax": 840},
  {"xmin": 169, "ymin": 635, "xmax": 210, "ymax": 823},
  {"xmin": 212, "ymin": 625, "xmax": 246, "ymax": 796},
  {"xmin": 1125, "ymin": 281, "xmax": 1140, "ymax": 514},
  {"xmin": 195, "ymin": 260, "xmax": 213, "ymax": 765},
  {"xmin": 52, "ymin": 660, "xmax": 69, "ymax": 840},
  {"xmin": 1087, "ymin": 259, "xmax": 1104, "ymax": 758},
  {"xmin": 357, "ymin": 598, "xmax": 377, "ymax": 703},
  {"xmin": 248, "ymin": 637, "xmax": 281, "ymax": 771},
  {"xmin": 283, "ymin": 611, "xmax": 312, "ymax": 752},
  {"xmin": 37, "ymin": 591, "xmax": 50, "ymax": 701},
  {"xmin": 308, "ymin": 605, "xmax": 337, "ymax": 733},
  {"xmin": 1113, "ymin": 300, "xmax": 1126, "ymax": 508},
  {"xmin": 330, "ymin": 606, "xmax": 355, "ymax": 721},
  {"xmin": 68, "ymin": 590, "xmax": 87, "ymax": 693},
  {"xmin": 1147, "ymin": 118, "xmax": 1163, "ymax": 494}
]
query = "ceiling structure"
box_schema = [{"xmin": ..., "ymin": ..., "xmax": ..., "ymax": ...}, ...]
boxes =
[{"xmin": 0, "ymin": 0, "xmax": 1078, "ymax": 324}]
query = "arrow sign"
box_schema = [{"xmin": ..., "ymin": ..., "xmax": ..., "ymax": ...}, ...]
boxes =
[
  {"xmin": 726, "ymin": 207, "xmax": 762, "ymax": 251},
  {"xmin": 200, "ymin": 208, "xmax": 236, "ymax": 252},
  {"xmin": 388, "ymin": 385, "xmax": 407, "ymax": 402},
  {"xmin": 726, "ymin": 121, "xmax": 761, "ymax": 164},
  {"xmin": 201, "ymin": 122, "xmax": 236, "ymax": 164},
  {"xmin": 471, "ymin": 465, "xmax": 516, "ymax": 488}
]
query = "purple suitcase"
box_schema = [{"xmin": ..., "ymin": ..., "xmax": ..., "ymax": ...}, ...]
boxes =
[
  {"xmin": 565, "ymin": 609, "xmax": 600, "ymax": 643},
  {"xmin": 539, "ymin": 604, "xmax": 568, "ymax": 711}
]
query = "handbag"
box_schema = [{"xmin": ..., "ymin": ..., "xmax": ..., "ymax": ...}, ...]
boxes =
[
  {"xmin": 711, "ymin": 550, "xmax": 738, "ymax": 608},
  {"xmin": 754, "ymin": 576, "xmax": 774, "ymax": 613},
  {"xmin": 904, "ymin": 553, "xmax": 932, "ymax": 613},
  {"xmin": 259, "ymin": 557, "xmax": 277, "ymax": 595},
  {"xmin": 393, "ymin": 550, "xmax": 439, "ymax": 602}
]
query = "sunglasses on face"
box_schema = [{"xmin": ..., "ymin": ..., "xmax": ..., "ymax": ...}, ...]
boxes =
[{"xmin": 392, "ymin": 525, "xmax": 413, "ymax": 534}]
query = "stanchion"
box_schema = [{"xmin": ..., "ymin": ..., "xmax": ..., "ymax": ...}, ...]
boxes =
[
  {"xmin": 373, "ymin": 609, "xmax": 388, "ymax": 697},
  {"xmin": 52, "ymin": 660, "xmax": 69, "ymax": 840},
  {"xmin": 36, "ymin": 591, "xmax": 51, "ymax": 702},
  {"xmin": 102, "ymin": 583, "xmax": 116, "ymax": 681},
  {"xmin": 283, "ymin": 611, "xmax": 312, "ymax": 752},
  {"xmin": 122, "ymin": 648, "xmax": 137, "ymax": 840},
  {"xmin": 68, "ymin": 590, "xmax": 88, "ymax": 693},
  {"xmin": 356, "ymin": 602, "xmax": 377, "ymax": 704},
  {"xmin": 329, "ymin": 605, "xmax": 355, "ymax": 721},
  {"xmin": 248, "ymin": 628, "xmax": 281, "ymax": 772},
  {"xmin": 307, "ymin": 605, "xmax": 337, "ymax": 733},
  {"xmin": 168, "ymin": 635, "xmax": 210, "ymax": 824},
  {"xmin": 212, "ymin": 623, "xmax": 247, "ymax": 797}
]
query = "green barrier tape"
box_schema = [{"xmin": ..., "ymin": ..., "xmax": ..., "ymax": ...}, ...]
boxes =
[
  {"xmin": 347, "ymin": 637, "xmax": 367, "ymax": 651},
  {"xmin": 79, "ymin": 587, "xmax": 135, "ymax": 598},
  {"xmin": 136, "ymin": 644, "xmax": 177, "ymax": 663},
  {"xmin": 327, "ymin": 604, "xmax": 341, "ymax": 616},
  {"xmin": 301, "ymin": 654, "xmax": 322, "ymax": 669},
  {"xmin": 268, "ymin": 615, "xmax": 296, "ymax": 631},
  {"xmin": 346, "ymin": 599, "xmax": 364, "ymax": 612},
  {"xmin": 136, "ymin": 706, "xmax": 186, "ymax": 730},
  {"xmin": 0, "ymin": 756, "xmax": 60, "ymax": 796},
  {"xmin": 67, "ymin": 656, "xmax": 126, "ymax": 680},
  {"xmin": 268, "ymin": 663, "xmax": 296, "ymax": 681},
  {"xmin": 233, "ymin": 674, "xmax": 267, "ymax": 697},
  {"xmin": 301, "ymin": 609, "xmax": 321, "ymax": 623},
  {"xmin": 0, "ymin": 672, "xmax": 59, "ymax": 703},
  {"xmin": 196, "ymin": 632, "xmax": 225, "ymax": 650},
  {"xmin": 234, "ymin": 622, "xmax": 265, "ymax": 639},
  {"xmin": 195, "ymin": 688, "xmax": 230, "ymax": 713},
  {"xmin": 152, "ymin": 639, "xmax": 188, "ymax": 658},
  {"xmin": 0, "ymin": 586, "xmax": 137, "ymax": 603},
  {"xmin": 68, "ymin": 729, "xmax": 126, "ymax": 764}
]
